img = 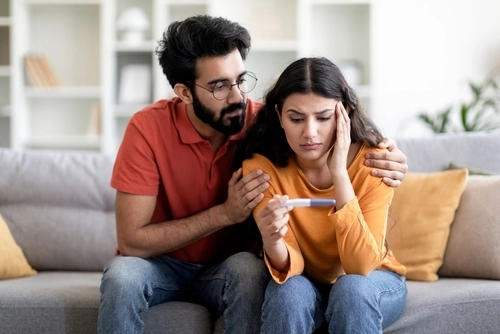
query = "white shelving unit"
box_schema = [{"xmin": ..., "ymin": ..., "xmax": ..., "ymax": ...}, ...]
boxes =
[
  {"xmin": 0, "ymin": 0, "xmax": 11, "ymax": 148},
  {"xmin": 7, "ymin": 0, "xmax": 372, "ymax": 154}
]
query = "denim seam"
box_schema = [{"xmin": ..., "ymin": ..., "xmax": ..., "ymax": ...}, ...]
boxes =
[
  {"xmin": 376, "ymin": 276, "xmax": 406, "ymax": 301},
  {"xmin": 221, "ymin": 275, "xmax": 229, "ymax": 334}
]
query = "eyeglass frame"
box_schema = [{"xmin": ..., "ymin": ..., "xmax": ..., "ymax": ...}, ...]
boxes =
[{"xmin": 187, "ymin": 71, "xmax": 258, "ymax": 101}]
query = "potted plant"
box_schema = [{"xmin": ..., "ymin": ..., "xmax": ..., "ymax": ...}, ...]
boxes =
[{"xmin": 418, "ymin": 77, "xmax": 500, "ymax": 133}]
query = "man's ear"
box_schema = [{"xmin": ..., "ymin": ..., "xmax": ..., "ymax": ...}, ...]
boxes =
[
  {"xmin": 275, "ymin": 105, "xmax": 283, "ymax": 128},
  {"xmin": 174, "ymin": 83, "xmax": 193, "ymax": 104}
]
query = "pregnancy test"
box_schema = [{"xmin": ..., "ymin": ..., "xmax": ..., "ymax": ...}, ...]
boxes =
[{"xmin": 280, "ymin": 198, "xmax": 336, "ymax": 207}]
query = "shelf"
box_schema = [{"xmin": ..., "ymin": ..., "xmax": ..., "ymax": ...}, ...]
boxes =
[
  {"xmin": 309, "ymin": 0, "xmax": 371, "ymax": 4},
  {"xmin": 24, "ymin": 135, "xmax": 101, "ymax": 150},
  {"xmin": 22, "ymin": 0, "xmax": 101, "ymax": 4},
  {"xmin": 24, "ymin": 86, "xmax": 102, "ymax": 98},
  {"xmin": 0, "ymin": 106, "xmax": 10, "ymax": 117},
  {"xmin": 6, "ymin": 0, "xmax": 373, "ymax": 153},
  {"xmin": 0, "ymin": 17, "xmax": 10, "ymax": 26},
  {"xmin": 115, "ymin": 104, "xmax": 147, "ymax": 118},
  {"xmin": 0, "ymin": 65, "xmax": 10, "ymax": 76}
]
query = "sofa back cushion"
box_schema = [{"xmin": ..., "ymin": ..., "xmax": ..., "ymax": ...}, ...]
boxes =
[
  {"xmin": 395, "ymin": 132, "xmax": 500, "ymax": 174},
  {"xmin": 0, "ymin": 149, "xmax": 117, "ymax": 271},
  {"xmin": 438, "ymin": 175, "xmax": 500, "ymax": 279}
]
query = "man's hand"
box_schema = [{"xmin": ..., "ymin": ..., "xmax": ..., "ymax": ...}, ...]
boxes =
[
  {"xmin": 223, "ymin": 168, "xmax": 270, "ymax": 224},
  {"xmin": 365, "ymin": 137, "xmax": 408, "ymax": 187}
]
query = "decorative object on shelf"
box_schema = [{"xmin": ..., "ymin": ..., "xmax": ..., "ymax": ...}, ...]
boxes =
[
  {"xmin": 116, "ymin": 6, "xmax": 150, "ymax": 44},
  {"xmin": 23, "ymin": 54, "xmax": 61, "ymax": 87},
  {"xmin": 418, "ymin": 77, "xmax": 500, "ymax": 133},
  {"xmin": 87, "ymin": 102, "xmax": 101, "ymax": 137},
  {"xmin": 118, "ymin": 64, "xmax": 151, "ymax": 104}
]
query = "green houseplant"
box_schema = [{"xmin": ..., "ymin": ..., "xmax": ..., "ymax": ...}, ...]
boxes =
[{"xmin": 418, "ymin": 78, "xmax": 500, "ymax": 133}]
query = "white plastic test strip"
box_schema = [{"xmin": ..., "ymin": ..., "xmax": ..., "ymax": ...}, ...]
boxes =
[{"xmin": 280, "ymin": 198, "xmax": 336, "ymax": 207}]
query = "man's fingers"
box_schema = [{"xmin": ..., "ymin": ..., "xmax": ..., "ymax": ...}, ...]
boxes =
[
  {"xmin": 228, "ymin": 168, "xmax": 243, "ymax": 186},
  {"xmin": 378, "ymin": 137, "xmax": 398, "ymax": 151},
  {"xmin": 381, "ymin": 177, "xmax": 402, "ymax": 188},
  {"xmin": 371, "ymin": 169, "xmax": 405, "ymax": 182}
]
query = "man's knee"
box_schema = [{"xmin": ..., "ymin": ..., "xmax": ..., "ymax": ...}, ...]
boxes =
[
  {"xmin": 223, "ymin": 252, "xmax": 267, "ymax": 279},
  {"xmin": 101, "ymin": 256, "xmax": 151, "ymax": 294}
]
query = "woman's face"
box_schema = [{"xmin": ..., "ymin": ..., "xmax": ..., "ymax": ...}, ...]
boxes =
[{"xmin": 278, "ymin": 92, "xmax": 337, "ymax": 164}]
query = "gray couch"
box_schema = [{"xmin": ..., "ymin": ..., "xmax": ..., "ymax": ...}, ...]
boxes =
[{"xmin": 1, "ymin": 131, "xmax": 499, "ymax": 334}]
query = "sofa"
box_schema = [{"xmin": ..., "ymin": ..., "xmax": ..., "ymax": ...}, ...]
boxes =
[{"xmin": 1, "ymin": 131, "xmax": 499, "ymax": 334}]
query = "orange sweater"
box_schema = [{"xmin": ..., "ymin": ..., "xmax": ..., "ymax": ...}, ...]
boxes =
[{"xmin": 242, "ymin": 143, "xmax": 406, "ymax": 284}]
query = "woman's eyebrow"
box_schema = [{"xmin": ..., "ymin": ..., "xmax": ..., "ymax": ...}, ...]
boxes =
[{"xmin": 285, "ymin": 108, "xmax": 333, "ymax": 115}]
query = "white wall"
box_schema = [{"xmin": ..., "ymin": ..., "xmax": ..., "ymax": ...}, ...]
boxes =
[{"xmin": 371, "ymin": 0, "xmax": 500, "ymax": 138}]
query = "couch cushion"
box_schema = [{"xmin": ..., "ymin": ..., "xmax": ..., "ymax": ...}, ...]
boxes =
[
  {"xmin": 395, "ymin": 132, "xmax": 500, "ymax": 173},
  {"xmin": 387, "ymin": 169, "xmax": 468, "ymax": 281},
  {"xmin": 385, "ymin": 278, "xmax": 500, "ymax": 334},
  {"xmin": 0, "ymin": 149, "xmax": 117, "ymax": 271},
  {"xmin": 0, "ymin": 272, "xmax": 102, "ymax": 334},
  {"xmin": 438, "ymin": 175, "xmax": 500, "ymax": 279},
  {"xmin": 0, "ymin": 214, "xmax": 37, "ymax": 280},
  {"xmin": 0, "ymin": 272, "xmax": 216, "ymax": 334}
]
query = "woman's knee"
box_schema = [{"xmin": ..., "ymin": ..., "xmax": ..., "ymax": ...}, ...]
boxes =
[
  {"xmin": 330, "ymin": 274, "xmax": 375, "ymax": 300},
  {"xmin": 265, "ymin": 275, "xmax": 317, "ymax": 306}
]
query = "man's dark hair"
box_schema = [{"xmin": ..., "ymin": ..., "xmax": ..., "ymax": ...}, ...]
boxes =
[{"xmin": 156, "ymin": 15, "xmax": 251, "ymax": 89}]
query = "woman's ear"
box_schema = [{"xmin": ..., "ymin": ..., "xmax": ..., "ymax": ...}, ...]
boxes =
[
  {"xmin": 275, "ymin": 105, "xmax": 283, "ymax": 127},
  {"xmin": 174, "ymin": 83, "xmax": 193, "ymax": 104}
]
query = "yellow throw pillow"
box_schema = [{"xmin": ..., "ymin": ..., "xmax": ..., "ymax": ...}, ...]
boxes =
[
  {"xmin": 0, "ymin": 214, "xmax": 37, "ymax": 280},
  {"xmin": 387, "ymin": 169, "xmax": 468, "ymax": 281}
]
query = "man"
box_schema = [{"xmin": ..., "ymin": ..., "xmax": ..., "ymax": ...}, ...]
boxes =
[{"xmin": 98, "ymin": 15, "xmax": 408, "ymax": 333}]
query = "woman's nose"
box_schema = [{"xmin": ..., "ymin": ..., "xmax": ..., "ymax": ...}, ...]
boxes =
[{"xmin": 303, "ymin": 120, "xmax": 317, "ymax": 138}]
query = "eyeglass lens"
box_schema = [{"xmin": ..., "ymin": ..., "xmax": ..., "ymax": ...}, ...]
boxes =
[{"xmin": 213, "ymin": 72, "xmax": 257, "ymax": 100}]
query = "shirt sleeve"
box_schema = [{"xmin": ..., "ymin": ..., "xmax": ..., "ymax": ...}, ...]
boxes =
[
  {"xmin": 329, "ymin": 180, "xmax": 393, "ymax": 275},
  {"xmin": 243, "ymin": 156, "xmax": 306, "ymax": 283},
  {"xmin": 110, "ymin": 112, "xmax": 160, "ymax": 195}
]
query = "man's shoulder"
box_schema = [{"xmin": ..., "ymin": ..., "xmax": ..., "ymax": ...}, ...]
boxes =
[
  {"xmin": 246, "ymin": 98, "xmax": 263, "ymax": 115},
  {"xmin": 130, "ymin": 97, "xmax": 184, "ymax": 126}
]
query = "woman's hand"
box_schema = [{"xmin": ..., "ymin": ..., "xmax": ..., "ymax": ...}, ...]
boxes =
[
  {"xmin": 254, "ymin": 195, "xmax": 292, "ymax": 271},
  {"xmin": 327, "ymin": 101, "xmax": 351, "ymax": 175},
  {"xmin": 254, "ymin": 195, "xmax": 291, "ymax": 247},
  {"xmin": 327, "ymin": 102, "xmax": 355, "ymax": 210}
]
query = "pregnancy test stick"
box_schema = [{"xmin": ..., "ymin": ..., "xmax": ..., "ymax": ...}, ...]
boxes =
[{"xmin": 281, "ymin": 198, "xmax": 336, "ymax": 207}]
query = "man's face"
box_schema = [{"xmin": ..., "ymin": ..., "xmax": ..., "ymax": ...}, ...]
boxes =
[
  {"xmin": 191, "ymin": 91, "xmax": 246, "ymax": 135},
  {"xmin": 191, "ymin": 49, "xmax": 249, "ymax": 135}
]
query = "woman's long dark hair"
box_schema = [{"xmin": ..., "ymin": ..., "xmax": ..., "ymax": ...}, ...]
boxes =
[{"xmin": 234, "ymin": 57, "xmax": 383, "ymax": 170}]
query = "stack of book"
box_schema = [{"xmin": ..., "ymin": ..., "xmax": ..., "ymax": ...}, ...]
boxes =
[{"xmin": 23, "ymin": 54, "xmax": 61, "ymax": 87}]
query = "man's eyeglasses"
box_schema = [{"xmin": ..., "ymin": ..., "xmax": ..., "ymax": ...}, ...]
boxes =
[{"xmin": 189, "ymin": 72, "xmax": 258, "ymax": 100}]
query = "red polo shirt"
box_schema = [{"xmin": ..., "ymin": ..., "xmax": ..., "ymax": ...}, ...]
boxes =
[{"xmin": 111, "ymin": 97, "xmax": 261, "ymax": 264}]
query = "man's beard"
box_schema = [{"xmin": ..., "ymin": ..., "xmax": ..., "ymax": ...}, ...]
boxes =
[{"xmin": 192, "ymin": 92, "xmax": 246, "ymax": 135}]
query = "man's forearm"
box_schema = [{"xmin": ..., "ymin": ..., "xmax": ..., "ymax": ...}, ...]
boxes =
[{"xmin": 118, "ymin": 203, "xmax": 236, "ymax": 258}]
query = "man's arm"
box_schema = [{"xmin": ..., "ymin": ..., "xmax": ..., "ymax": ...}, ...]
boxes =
[
  {"xmin": 116, "ymin": 168, "xmax": 269, "ymax": 258},
  {"xmin": 365, "ymin": 137, "xmax": 408, "ymax": 187}
]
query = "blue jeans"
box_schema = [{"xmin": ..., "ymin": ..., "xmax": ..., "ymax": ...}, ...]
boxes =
[
  {"xmin": 98, "ymin": 252, "xmax": 269, "ymax": 334},
  {"xmin": 261, "ymin": 270, "xmax": 407, "ymax": 334}
]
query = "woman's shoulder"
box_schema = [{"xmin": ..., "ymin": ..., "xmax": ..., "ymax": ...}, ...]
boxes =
[
  {"xmin": 349, "ymin": 142, "xmax": 389, "ymax": 174},
  {"xmin": 242, "ymin": 153, "xmax": 277, "ymax": 174},
  {"xmin": 357, "ymin": 141, "xmax": 389, "ymax": 158}
]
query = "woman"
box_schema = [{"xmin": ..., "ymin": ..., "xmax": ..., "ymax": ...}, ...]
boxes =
[{"xmin": 236, "ymin": 57, "xmax": 407, "ymax": 333}]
